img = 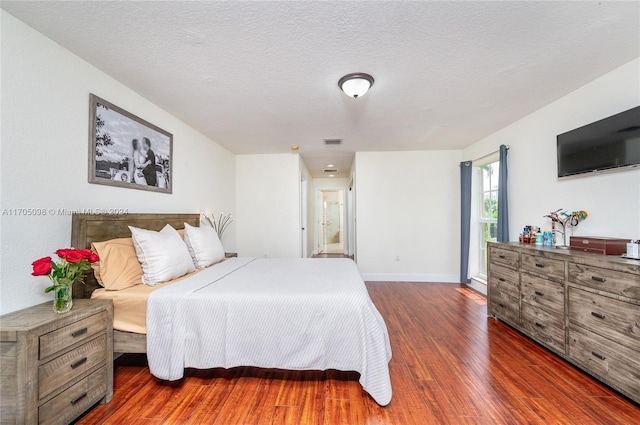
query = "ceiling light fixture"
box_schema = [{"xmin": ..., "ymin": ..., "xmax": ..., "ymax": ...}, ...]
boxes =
[
  {"xmin": 338, "ymin": 73, "xmax": 374, "ymax": 99},
  {"xmin": 327, "ymin": 164, "xmax": 335, "ymax": 168}
]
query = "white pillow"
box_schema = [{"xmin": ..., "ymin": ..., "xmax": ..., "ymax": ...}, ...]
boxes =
[
  {"xmin": 129, "ymin": 224, "xmax": 196, "ymax": 286},
  {"xmin": 183, "ymin": 222, "xmax": 225, "ymax": 269}
]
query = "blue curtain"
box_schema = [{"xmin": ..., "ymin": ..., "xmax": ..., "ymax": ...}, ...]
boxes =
[
  {"xmin": 460, "ymin": 161, "xmax": 472, "ymax": 284},
  {"xmin": 497, "ymin": 144, "xmax": 509, "ymax": 242}
]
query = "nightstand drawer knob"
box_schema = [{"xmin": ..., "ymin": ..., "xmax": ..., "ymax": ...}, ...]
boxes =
[
  {"xmin": 70, "ymin": 357, "xmax": 87, "ymax": 369},
  {"xmin": 71, "ymin": 327, "xmax": 88, "ymax": 338},
  {"xmin": 591, "ymin": 351, "xmax": 606, "ymax": 361},
  {"xmin": 591, "ymin": 276, "xmax": 606, "ymax": 283},
  {"xmin": 591, "ymin": 312, "xmax": 606, "ymax": 320},
  {"xmin": 535, "ymin": 263, "xmax": 545, "ymax": 268},
  {"xmin": 498, "ymin": 303, "xmax": 506, "ymax": 308},
  {"xmin": 498, "ymin": 277, "xmax": 505, "ymax": 282},
  {"xmin": 534, "ymin": 291, "xmax": 544, "ymax": 296},
  {"xmin": 499, "ymin": 255, "xmax": 506, "ymax": 259},
  {"xmin": 70, "ymin": 391, "xmax": 87, "ymax": 405},
  {"xmin": 535, "ymin": 322, "xmax": 546, "ymax": 329}
]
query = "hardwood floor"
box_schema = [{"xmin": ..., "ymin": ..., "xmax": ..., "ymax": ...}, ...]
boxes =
[{"xmin": 75, "ymin": 283, "xmax": 638, "ymax": 424}]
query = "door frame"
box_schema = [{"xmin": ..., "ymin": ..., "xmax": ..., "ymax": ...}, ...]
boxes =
[
  {"xmin": 315, "ymin": 188, "xmax": 347, "ymax": 255},
  {"xmin": 300, "ymin": 173, "xmax": 308, "ymax": 258}
]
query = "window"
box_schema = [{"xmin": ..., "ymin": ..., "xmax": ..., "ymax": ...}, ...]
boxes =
[{"xmin": 477, "ymin": 161, "xmax": 499, "ymax": 278}]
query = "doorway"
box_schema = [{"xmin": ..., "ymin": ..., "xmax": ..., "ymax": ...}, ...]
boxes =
[{"xmin": 317, "ymin": 189, "xmax": 345, "ymax": 254}]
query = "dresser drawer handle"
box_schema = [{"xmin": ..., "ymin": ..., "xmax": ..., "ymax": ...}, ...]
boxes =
[
  {"xmin": 71, "ymin": 328, "xmax": 88, "ymax": 338},
  {"xmin": 498, "ymin": 255, "xmax": 506, "ymax": 259},
  {"xmin": 498, "ymin": 277, "xmax": 505, "ymax": 282},
  {"xmin": 534, "ymin": 322, "xmax": 546, "ymax": 329},
  {"xmin": 591, "ymin": 276, "xmax": 606, "ymax": 283},
  {"xmin": 498, "ymin": 303, "xmax": 506, "ymax": 308},
  {"xmin": 534, "ymin": 291, "xmax": 544, "ymax": 297},
  {"xmin": 535, "ymin": 263, "xmax": 545, "ymax": 268},
  {"xmin": 70, "ymin": 392, "xmax": 87, "ymax": 405},
  {"xmin": 591, "ymin": 312, "xmax": 606, "ymax": 320},
  {"xmin": 591, "ymin": 351, "xmax": 606, "ymax": 361},
  {"xmin": 70, "ymin": 357, "xmax": 87, "ymax": 369}
]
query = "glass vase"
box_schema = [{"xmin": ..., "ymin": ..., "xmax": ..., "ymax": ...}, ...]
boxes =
[{"xmin": 53, "ymin": 285, "xmax": 73, "ymax": 314}]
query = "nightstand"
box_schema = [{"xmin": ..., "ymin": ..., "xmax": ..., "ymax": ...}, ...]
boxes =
[
  {"xmin": 225, "ymin": 252, "xmax": 238, "ymax": 258},
  {"xmin": 0, "ymin": 299, "xmax": 113, "ymax": 425}
]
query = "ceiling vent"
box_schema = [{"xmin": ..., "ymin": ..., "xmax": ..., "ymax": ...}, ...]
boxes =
[
  {"xmin": 324, "ymin": 139, "xmax": 342, "ymax": 145},
  {"xmin": 323, "ymin": 169, "xmax": 338, "ymax": 173}
]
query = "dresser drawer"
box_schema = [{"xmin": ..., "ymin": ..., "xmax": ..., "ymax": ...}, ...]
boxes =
[
  {"xmin": 569, "ymin": 325, "xmax": 640, "ymax": 400},
  {"xmin": 489, "ymin": 277, "xmax": 519, "ymax": 300},
  {"xmin": 521, "ymin": 273, "xmax": 564, "ymax": 316},
  {"xmin": 490, "ymin": 290, "xmax": 519, "ymax": 325},
  {"xmin": 489, "ymin": 247, "xmax": 519, "ymax": 269},
  {"xmin": 39, "ymin": 312, "xmax": 107, "ymax": 359},
  {"xmin": 489, "ymin": 263, "xmax": 519, "ymax": 286},
  {"xmin": 521, "ymin": 254, "xmax": 565, "ymax": 280},
  {"xmin": 569, "ymin": 263, "xmax": 640, "ymax": 301},
  {"xmin": 38, "ymin": 366, "xmax": 107, "ymax": 425},
  {"xmin": 39, "ymin": 334, "xmax": 107, "ymax": 399},
  {"xmin": 568, "ymin": 287, "xmax": 639, "ymax": 351},
  {"xmin": 521, "ymin": 302, "xmax": 565, "ymax": 352}
]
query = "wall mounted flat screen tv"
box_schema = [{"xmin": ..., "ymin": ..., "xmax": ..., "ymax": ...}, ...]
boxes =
[{"xmin": 557, "ymin": 106, "xmax": 640, "ymax": 178}]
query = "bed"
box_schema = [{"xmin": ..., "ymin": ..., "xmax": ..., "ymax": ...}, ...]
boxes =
[{"xmin": 71, "ymin": 213, "xmax": 392, "ymax": 405}]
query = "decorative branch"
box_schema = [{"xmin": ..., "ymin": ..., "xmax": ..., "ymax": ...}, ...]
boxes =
[
  {"xmin": 205, "ymin": 212, "xmax": 233, "ymax": 239},
  {"xmin": 544, "ymin": 209, "xmax": 588, "ymax": 247}
]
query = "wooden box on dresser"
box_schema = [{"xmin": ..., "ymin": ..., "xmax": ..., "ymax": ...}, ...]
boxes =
[
  {"xmin": 488, "ymin": 242, "xmax": 639, "ymax": 404},
  {"xmin": 0, "ymin": 299, "xmax": 113, "ymax": 425}
]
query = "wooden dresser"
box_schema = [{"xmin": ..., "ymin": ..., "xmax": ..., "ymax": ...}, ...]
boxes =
[
  {"xmin": 0, "ymin": 299, "xmax": 113, "ymax": 425},
  {"xmin": 487, "ymin": 242, "xmax": 639, "ymax": 403}
]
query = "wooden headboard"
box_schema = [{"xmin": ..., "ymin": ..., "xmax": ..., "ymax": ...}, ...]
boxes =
[{"xmin": 71, "ymin": 213, "xmax": 200, "ymax": 299}]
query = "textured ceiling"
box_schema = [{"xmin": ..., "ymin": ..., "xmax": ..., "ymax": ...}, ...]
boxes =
[{"xmin": 3, "ymin": 1, "xmax": 639, "ymax": 177}]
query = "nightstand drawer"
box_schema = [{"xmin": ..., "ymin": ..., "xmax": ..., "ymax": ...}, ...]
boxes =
[
  {"xmin": 568, "ymin": 287, "xmax": 639, "ymax": 351},
  {"xmin": 522, "ymin": 254, "xmax": 565, "ymax": 280},
  {"xmin": 38, "ymin": 366, "xmax": 107, "ymax": 425},
  {"xmin": 39, "ymin": 312, "xmax": 107, "ymax": 359},
  {"xmin": 39, "ymin": 334, "xmax": 107, "ymax": 399},
  {"xmin": 521, "ymin": 273, "xmax": 564, "ymax": 316},
  {"xmin": 569, "ymin": 263, "xmax": 640, "ymax": 301}
]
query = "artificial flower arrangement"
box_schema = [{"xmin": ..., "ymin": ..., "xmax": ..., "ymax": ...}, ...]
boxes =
[{"xmin": 32, "ymin": 248, "xmax": 99, "ymax": 313}]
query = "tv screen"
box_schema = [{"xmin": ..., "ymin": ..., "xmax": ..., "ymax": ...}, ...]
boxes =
[{"xmin": 557, "ymin": 106, "xmax": 640, "ymax": 178}]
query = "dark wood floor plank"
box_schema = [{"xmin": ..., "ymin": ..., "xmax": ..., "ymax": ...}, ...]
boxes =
[{"xmin": 74, "ymin": 282, "xmax": 639, "ymax": 425}]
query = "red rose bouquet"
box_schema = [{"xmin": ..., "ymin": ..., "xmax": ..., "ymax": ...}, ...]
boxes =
[{"xmin": 31, "ymin": 248, "xmax": 99, "ymax": 313}]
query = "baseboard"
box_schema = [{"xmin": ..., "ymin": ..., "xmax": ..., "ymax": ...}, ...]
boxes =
[
  {"xmin": 466, "ymin": 277, "xmax": 487, "ymax": 296},
  {"xmin": 361, "ymin": 273, "xmax": 459, "ymax": 283}
]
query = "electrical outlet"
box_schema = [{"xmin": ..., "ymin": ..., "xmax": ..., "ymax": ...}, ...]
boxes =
[{"xmin": 395, "ymin": 255, "xmax": 400, "ymax": 262}]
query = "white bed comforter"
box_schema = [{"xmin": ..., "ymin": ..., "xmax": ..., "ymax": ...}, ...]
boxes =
[{"xmin": 146, "ymin": 257, "xmax": 392, "ymax": 405}]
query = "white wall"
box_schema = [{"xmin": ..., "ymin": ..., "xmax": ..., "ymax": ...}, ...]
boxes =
[
  {"xmin": 235, "ymin": 153, "xmax": 301, "ymax": 258},
  {"xmin": 355, "ymin": 151, "xmax": 462, "ymax": 282},
  {"xmin": 0, "ymin": 12, "xmax": 236, "ymax": 314},
  {"xmin": 463, "ymin": 57, "xmax": 640, "ymax": 241}
]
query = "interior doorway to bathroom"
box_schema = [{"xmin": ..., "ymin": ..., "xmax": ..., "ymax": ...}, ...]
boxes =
[{"xmin": 317, "ymin": 189, "xmax": 345, "ymax": 254}]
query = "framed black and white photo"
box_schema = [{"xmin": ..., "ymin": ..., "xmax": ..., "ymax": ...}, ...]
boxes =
[{"xmin": 88, "ymin": 94, "xmax": 173, "ymax": 194}]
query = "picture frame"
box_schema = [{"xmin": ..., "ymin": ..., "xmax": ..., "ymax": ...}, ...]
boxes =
[{"xmin": 88, "ymin": 93, "xmax": 173, "ymax": 194}]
